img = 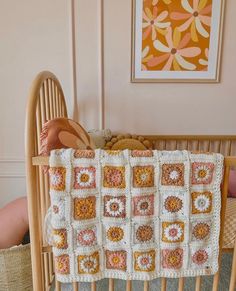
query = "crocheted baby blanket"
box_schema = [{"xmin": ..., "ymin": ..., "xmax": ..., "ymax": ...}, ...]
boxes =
[{"xmin": 48, "ymin": 149, "xmax": 223, "ymax": 282}]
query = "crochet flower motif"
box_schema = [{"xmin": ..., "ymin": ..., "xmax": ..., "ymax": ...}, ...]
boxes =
[
  {"xmin": 192, "ymin": 222, "xmax": 210, "ymax": 241},
  {"xmin": 53, "ymin": 229, "xmax": 68, "ymax": 249},
  {"xmin": 74, "ymin": 167, "xmax": 96, "ymax": 189},
  {"xmin": 103, "ymin": 166, "xmax": 126, "ymax": 188},
  {"xmin": 77, "ymin": 227, "xmax": 97, "ymax": 247},
  {"xmin": 163, "ymin": 195, "xmax": 183, "ymax": 214},
  {"xmin": 74, "ymin": 150, "xmax": 95, "ymax": 159},
  {"xmin": 133, "ymin": 166, "xmax": 154, "ymax": 188},
  {"xmin": 55, "ymin": 255, "xmax": 70, "ymax": 275},
  {"xmin": 104, "ymin": 195, "xmax": 126, "ymax": 218},
  {"xmin": 74, "ymin": 196, "xmax": 96, "ymax": 220},
  {"xmin": 191, "ymin": 162, "xmax": 214, "ymax": 185},
  {"xmin": 134, "ymin": 250, "xmax": 155, "ymax": 272},
  {"xmin": 161, "ymin": 163, "xmax": 185, "ymax": 186},
  {"xmin": 106, "ymin": 226, "xmax": 124, "ymax": 243},
  {"xmin": 191, "ymin": 192, "xmax": 212, "ymax": 214},
  {"xmin": 49, "ymin": 167, "xmax": 66, "ymax": 191},
  {"xmin": 162, "ymin": 221, "xmax": 184, "ymax": 243},
  {"xmin": 192, "ymin": 249, "xmax": 209, "ymax": 266},
  {"xmin": 170, "ymin": 0, "xmax": 212, "ymax": 42},
  {"xmin": 78, "ymin": 251, "xmax": 99, "ymax": 274},
  {"xmin": 105, "ymin": 250, "xmax": 127, "ymax": 271},
  {"xmin": 142, "ymin": 5, "xmax": 171, "ymax": 41},
  {"xmin": 134, "ymin": 224, "xmax": 154, "ymax": 244},
  {"xmin": 133, "ymin": 194, "xmax": 154, "ymax": 217},
  {"xmin": 162, "ymin": 248, "xmax": 183, "ymax": 269},
  {"xmin": 51, "ymin": 197, "xmax": 65, "ymax": 220}
]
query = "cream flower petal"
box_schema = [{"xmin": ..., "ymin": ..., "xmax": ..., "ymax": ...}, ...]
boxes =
[
  {"xmin": 153, "ymin": 40, "xmax": 171, "ymax": 53},
  {"xmin": 178, "ymin": 16, "xmax": 194, "ymax": 32},
  {"xmin": 199, "ymin": 59, "xmax": 208, "ymax": 66},
  {"xmin": 156, "ymin": 10, "xmax": 168, "ymax": 22},
  {"xmin": 181, "ymin": 0, "xmax": 194, "ymax": 13},
  {"xmin": 195, "ymin": 17, "xmax": 209, "ymax": 38},
  {"xmin": 178, "ymin": 47, "xmax": 201, "ymax": 57},
  {"xmin": 173, "ymin": 58, "xmax": 181, "ymax": 71},
  {"xmin": 175, "ymin": 54, "xmax": 196, "ymax": 70},
  {"xmin": 155, "ymin": 21, "xmax": 171, "ymax": 28},
  {"xmin": 142, "ymin": 46, "xmax": 150, "ymax": 58},
  {"xmin": 142, "ymin": 22, "xmax": 150, "ymax": 28},
  {"xmin": 152, "ymin": 0, "xmax": 158, "ymax": 5}
]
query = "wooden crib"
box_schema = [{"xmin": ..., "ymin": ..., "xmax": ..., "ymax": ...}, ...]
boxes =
[{"xmin": 25, "ymin": 71, "xmax": 236, "ymax": 291}]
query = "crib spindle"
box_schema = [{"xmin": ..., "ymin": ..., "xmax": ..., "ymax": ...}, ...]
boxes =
[
  {"xmin": 91, "ymin": 282, "xmax": 96, "ymax": 291},
  {"xmin": 109, "ymin": 279, "xmax": 114, "ymax": 291},
  {"xmin": 143, "ymin": 281, "xmax": 149, "ymax": 291},
  {"xmin": 55, "ymin": 280, "xmax": 61, "ymax": 291},
  {"xmin": 161, "ymin": 278, "xmax": 167, "ymax": 291},
  {"xmin": 195, "ymin": 276, "xmax": 201, "ymax": 291},
  {"xmin": 73, "ymin": 282, "xmax": 79, "ymax": 291},
  {"xmin": 178, "ymin": 278, "xmax": 184, "ymax": 291},
  {"xmin": 126, "ymin": 280, "xmax": 132, "ymax": 291}
]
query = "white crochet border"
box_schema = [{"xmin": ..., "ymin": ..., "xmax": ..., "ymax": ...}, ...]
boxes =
[{"xmin": 49, "ymin": 149, "xmax": 224, "ymax": 282}]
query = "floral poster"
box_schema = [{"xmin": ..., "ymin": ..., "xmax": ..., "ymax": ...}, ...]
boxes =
[{"xmin": 132, "ymin": 0, "xmax": 224, "ymax": 82}]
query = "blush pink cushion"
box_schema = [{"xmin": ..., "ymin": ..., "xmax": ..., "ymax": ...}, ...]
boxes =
[
  {"xmin": 0, "ymin": 197, "xmax": 28, "ymax": 249},
  {"xmin": 229, "ymin": 169, "xmax": 236, "ymax": 198}
]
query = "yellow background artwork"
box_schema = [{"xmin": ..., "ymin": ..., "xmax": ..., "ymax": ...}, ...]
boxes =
[{"xmin": 142, "ymin": 0, "xmax": 212, "ymax": 72}]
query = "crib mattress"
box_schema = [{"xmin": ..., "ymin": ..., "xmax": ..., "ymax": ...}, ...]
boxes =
[{"xmin": 223, "ymin": 198, "xmax": 236, "ymax": 249}]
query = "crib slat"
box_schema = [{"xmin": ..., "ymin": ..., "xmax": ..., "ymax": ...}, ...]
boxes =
[
  {"xmin": 126, "ymin": 280, "xmax": 132, "ymax": 291},
  {"xmin": 178, "ymin": 278, "xmax": 184, "ymax": 291},
  {"xmin": 109, "ymin": 279, "xmax": 114, "ymax": 291},
  {"xmin": 195, "ymin": 276, "xmax": 201, "ymax": 291},
  {"xmin": 143, "ymin": 281, "xmax": 149, "ymax": 291},
  {"xmin": 91, "ymin": 282, "xmax": 96, "ymax": 291},
  {"xmin": 161, "ymin": 278, "xmax": 167, "ymax": 291},
  {"xmin": 73, "ymin": 282, "xmax": 79, "ymax": 291},
  {"xmin": 55, "ymin": 280, "xmax": 61, "ymax": 291}
]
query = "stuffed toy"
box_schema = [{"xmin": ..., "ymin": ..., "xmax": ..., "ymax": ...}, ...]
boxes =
[{"xmin": 0, "ymin": 197, "xmax": 28, "ymax": 249}]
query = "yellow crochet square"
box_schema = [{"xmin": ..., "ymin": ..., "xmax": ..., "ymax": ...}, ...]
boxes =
[
  {"xmin": 74, "ymin": 196, "xmax": 96, "ymax": 220},
  {"xmin": 77, "ymin": 251, "xmax": 99, "ymax": 274},
  {"xmin": 191, "ymin": 191, "xmax": 213, "ymax": 214},
  {"xmin": 134, "ymin": 250, "xmax": 155, "ymax": 272},
  {"xmin": 52, "ymin": 228, "xmax": 68, "ymax": 249},
  {"xmin": 103, "ymin": 166, "xmax": 126, "ymax": 188},
  {"xmin": 133, "ymin": 166, "xmax": 154, "ymax": 188},
  {"xmin": 162, "ymin": 221, "xmax": 185, "ymax": 243}
]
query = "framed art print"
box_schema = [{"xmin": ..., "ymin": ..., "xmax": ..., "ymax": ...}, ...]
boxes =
[{"xmin": 131, "ymin": 0, "xmax": 225, "ymax": 82}]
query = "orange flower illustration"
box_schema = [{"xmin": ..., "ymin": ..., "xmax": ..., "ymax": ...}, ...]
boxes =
[
  {"xmin": 147, "ymin": 27, "xmax": 201, "ymax": 70},
  {"xmin": 143, "ymin": 6, "xmax": 170, "ymax": 40},
  {"xmin": 170, "ymin": 0, "xmax": 212, "ymax": 42}
]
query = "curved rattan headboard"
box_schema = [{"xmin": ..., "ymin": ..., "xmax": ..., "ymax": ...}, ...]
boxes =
[{"xmin": 25, "ymin": 71, "xmax": 68, "ymax": 290}]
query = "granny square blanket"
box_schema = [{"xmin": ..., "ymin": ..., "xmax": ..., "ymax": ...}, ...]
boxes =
[{"xmin": 48, "ymin": 149, "xmax": 224, "ymax": 282}]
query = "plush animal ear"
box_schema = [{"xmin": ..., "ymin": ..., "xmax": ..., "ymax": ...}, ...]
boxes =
[
  {"xmin": 68, "ymin": 120, "xmax": 95, "ymax": 148},
  {"xmin": 58, "ymin": 131, "xmax": 88, "ymax": 149}
]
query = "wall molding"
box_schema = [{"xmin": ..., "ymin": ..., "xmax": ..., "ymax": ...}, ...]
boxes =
[{"xmin": 0, "ymin": 158, "xmax": 25, "ymax": 178}]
